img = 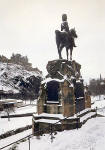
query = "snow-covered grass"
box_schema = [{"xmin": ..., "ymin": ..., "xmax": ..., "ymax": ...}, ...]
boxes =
[
  {"xmin": 91, "ymin": 95, "xmax": 105, "ymax": 116},
  {"xmin": 9, "ymin": 117, "xmax": 105, "ymax": 150},
  {"xmin": 0, "ymin": 104, "xmax": 37, "ymax": 135},
  {"xmin": 92, "ymin": 100, "xmax": 105, "ymax": 109},
  {"xmin": 91, "ymin": 95, "xmax": 105, "ymax": 103},
  {"xmin": 0, "ymin": 129, "xmax": 32, "ymax": 148},
  {"xmin": 10, "ymin": 105, "xmax": 37, "ymax": 115},
  {"xmin": 1, "ymin": 96, "xmax": 105, "ymax": 149},
  {"xmin": 0, "ymin": 100, "xmax": 37, "ymax": 116},
  {"xmin": 0, "ymin": 116, "xmax": 32, "ymax": 135}
]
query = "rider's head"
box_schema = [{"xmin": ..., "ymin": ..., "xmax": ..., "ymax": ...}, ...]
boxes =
[{"xmin": 62, "ymin": 14, "xmax": 67, "ymax": 21}]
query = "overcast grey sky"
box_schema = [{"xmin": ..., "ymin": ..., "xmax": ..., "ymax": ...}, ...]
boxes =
[{"xmin": 0, "ymin": 0, "xmax": 105, "ymax": 82}]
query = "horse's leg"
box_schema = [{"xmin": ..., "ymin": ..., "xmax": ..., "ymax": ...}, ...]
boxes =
[
  {"xmin": 57, "ymin": 42, "xmax": 61, "ymax": 59},
  {"xmin": 66, "ymin": 48, "xmax": 68, "ymax": 60},
  {"xmin": 56, "ymin": 39, "xmax": 60, "ymax": 59},
  {"xmin": 59, "ymin": 51, "xmax": 62, "ymax": 59},
  {"xmin": 59, "ymin": 45, "xmax": 64, "ymax": 59},
  {"xmin": 70, "ymin": 48, "xmax": 73, "ymax": 60},
  {"xmin": 58, "ymin": 46, "xmax": 62, "ymax": 59},
  {"xmin": 58, "ymin": 46, "xmax": 61, "ymax": 59}
]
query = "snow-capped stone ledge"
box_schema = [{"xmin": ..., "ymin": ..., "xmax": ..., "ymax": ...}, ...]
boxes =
[
  {"xmin": 35, "ymin": 119, "xmax": 61, "ymax": 124},
  {"xmin": 41, "ymin": 77, "xmax": 64, "ymax": 84},
  {"xmin": 80, "ymin": 112, "xmax": 96, "ymax": 123},
  {"xmin": 76, "ymin": 108, "xmax": 91, "ymax": 116},
  {"xmin": 33, "ymin": 113, "xmax": 65, "ymax": 119}
]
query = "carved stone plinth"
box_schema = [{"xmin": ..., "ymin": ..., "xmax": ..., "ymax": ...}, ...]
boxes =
[{"xmin": 46, "ymin": 59, "xmax": 81, "ymax": 79}]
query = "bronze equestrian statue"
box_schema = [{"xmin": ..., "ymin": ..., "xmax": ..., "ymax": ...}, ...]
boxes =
[{"xmin": 55, "ymin": 14, "xmax": 78, "ymax": 60}]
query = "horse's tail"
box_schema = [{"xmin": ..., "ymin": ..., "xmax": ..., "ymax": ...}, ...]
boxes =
[
  {"xmin": 55, "ymin": 30, "xmax": 61, "ymax": 38},
  {"xmin": 55, "ymin": 30, "xmax": 60, "ymax": 34},
  {"xmin": 55, "ymin": 30, "xmax": 61, "ymax": 49}
]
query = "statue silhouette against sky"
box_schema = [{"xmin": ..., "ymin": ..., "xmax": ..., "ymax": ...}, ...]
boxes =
[
  {"xmin": 61, "ymin": 14, "xmax": 76, "ymax": 47},
  {"xmin": 55, "ymin": 14, "xmax": 78, "ymax": 60}
]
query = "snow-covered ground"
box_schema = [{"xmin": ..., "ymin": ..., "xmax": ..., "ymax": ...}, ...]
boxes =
[
  {"xmin": 0, "ymin": 116, "xmax": 32, "ymax": 135},
  {"xmin": 12, "ymin": 105, "xmax": 37, "ymax": 115},
  {"xmin": 0, "ymin": 100, "xmax": 37, "ymax": 116},
  {"xmin": 0, "ymin": 129, "xmax": 32, "ymax": 148},
  {"xmin": 0, "ymin": 104, "xmax": 37, "ymax": 135},
  {"xmin": 91, "ymin": 95, "xmax": 105, "ymax": 116},
  {"xmin": 91, "ymin": 95, "xmax": 105, "ymax": 103},
  {"xmin": 3, "ymin": 117, "xmax": 104, "ymax": 150},
  {"xmin": 1, "ymin": 95, "xmax": 105, "ymax": 150}
]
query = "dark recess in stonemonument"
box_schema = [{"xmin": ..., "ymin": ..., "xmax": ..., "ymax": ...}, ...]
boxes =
[{"xmin": 46, "ymin": 81, "xmax": 59, "ymax": 102}]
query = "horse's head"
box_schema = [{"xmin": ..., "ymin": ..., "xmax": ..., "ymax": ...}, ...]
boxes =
[{"xmin": 70, "ymin": 28, "xmax": 78, "ymax": 38}]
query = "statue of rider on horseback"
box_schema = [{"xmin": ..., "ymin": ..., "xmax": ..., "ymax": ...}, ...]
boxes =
[
  {"xmin": 61, "ymin": 14, "xmax": 76, "ymax": 48},
  {"xmin": 55, "ymin": 14, "xmax": 78, "ymax": 60}
]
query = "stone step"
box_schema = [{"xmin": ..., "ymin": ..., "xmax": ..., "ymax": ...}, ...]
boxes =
[
  {"xmin": 77, "ymin": 108, "xmax": 94, "ymax": 117},
  {"xmin": 80, "ymin": 111, "xmax": 97, "ymax": 124}
]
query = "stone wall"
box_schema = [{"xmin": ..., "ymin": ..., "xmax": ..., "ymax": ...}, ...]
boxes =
[
  {"xmin": 37, "ymin": 84, "xmax": 47, "ymax": 114},
  {"xmin": 84, "ymin": 86, "xmax": 91, "ymax": 109},
  {"xmin": 85, "ymin": 94, "xmax": 91, "ymax": 108},
  {"xmin": 61, "ymin": 81, "xmax": 75, "ymax": 117}
]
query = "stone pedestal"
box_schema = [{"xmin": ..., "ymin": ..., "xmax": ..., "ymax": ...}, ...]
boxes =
[
  {"xmin": 46, "ymin": 59, "xmax": 81, "ymax": 79},
  {"xmin": 33, "ymin": 59, "xmax": 91, "ymax": 134},
  {"xmin": 37, "ymin": 59, "xmax": 87, "ymax": 116}
]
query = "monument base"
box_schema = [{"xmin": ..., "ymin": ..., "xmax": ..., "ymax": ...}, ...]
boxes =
[
  {"xmin": 32, "ymin": 59, "xmax": 92, "ymax": 134},
  {"xmin": 32, "ymin": 109, "xmax": 96, "ymax": 135}
]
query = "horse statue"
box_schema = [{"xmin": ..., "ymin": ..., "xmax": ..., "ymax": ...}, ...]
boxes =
[{"xmin": 55, "ymin": 28, "xmax": 78, "ymax": 60}]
